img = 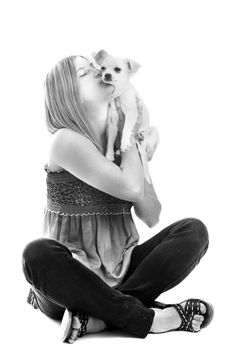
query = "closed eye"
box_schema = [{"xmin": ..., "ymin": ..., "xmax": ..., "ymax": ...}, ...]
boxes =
[
  {"xmin": 78, "ymin": 68, "xmax": 88, "ymax": 77},
  {"xmin": 78, "ymin": 62, "xmax": 96, "ymax": 77}
]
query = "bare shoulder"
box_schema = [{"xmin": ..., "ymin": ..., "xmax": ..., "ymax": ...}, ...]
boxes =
[
  {"xmin": 52, "ymin": 128, "xmax": 84, "ymax": 142},
  {"xmin": 48, "ymin": 128, "xmax": 88, "ymax": 171},
  {"xmin": 51, "ymin": 128, "xmax": 95, "ymax": 153}
]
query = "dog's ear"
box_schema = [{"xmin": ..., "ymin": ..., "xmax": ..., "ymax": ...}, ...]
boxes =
[
  {"xmin": 125, "ymin": 58, "xmax": 141, "ymax": 73},
  {"xmin": 91, "ymin": 50, "xmax": 108, "ymax": 64}
]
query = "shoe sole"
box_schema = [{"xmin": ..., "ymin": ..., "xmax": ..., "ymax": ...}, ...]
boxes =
[
  {"xmin": 201, "ymin": 300, "xmax": 214, "ymax": 329},
  {"xmin": 61, "ymin": 309, "xmax": 73, "ymax": 342}
]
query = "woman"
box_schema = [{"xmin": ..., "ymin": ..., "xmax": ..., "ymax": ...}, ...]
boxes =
[{"xmin": 22, "ymin": 55, "xmax": 214, "ymax": 344}]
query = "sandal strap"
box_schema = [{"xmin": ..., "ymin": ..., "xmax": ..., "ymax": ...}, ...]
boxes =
[
  {"xmin": 74, "ymin": 312, "xmax": 89, "ymax": 338},
  {"xmin": 27, "ymin": 288, "xmax": 39, "ymax": 310},
  {"xmin": 174, "ymin": 299, "xmax": 202, "ymax": 332}
]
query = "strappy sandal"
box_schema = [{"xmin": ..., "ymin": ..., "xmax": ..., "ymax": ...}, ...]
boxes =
[
  {"xmin": 61, "ymin": 308, "xmax": 89, "ymax": 343},
  {"xmin": 27, "ymin": 288, "xmax": 39, "ymax": 310},
  {"xmin": 164, "ymin": 298, "xmax": 214, "ymax": 332}
]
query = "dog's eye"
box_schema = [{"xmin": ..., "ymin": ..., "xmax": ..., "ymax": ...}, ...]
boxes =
[
  {"xmin": 114, "ymin": 67, "xmax": 121, "ymax": 73},
  {"xmin": 101, "ymin": 67, "xmax": 106, "ymax": 71}
]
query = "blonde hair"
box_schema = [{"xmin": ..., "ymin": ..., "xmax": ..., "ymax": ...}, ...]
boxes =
[{"xmin": 44, "ymin": 55, "xmax": 103, "ymax": 153}]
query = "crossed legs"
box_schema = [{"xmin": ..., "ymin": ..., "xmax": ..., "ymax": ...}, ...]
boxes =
[
  {"xmin": 22, "ymin": 217, "xmax": 209, "ymax": 339},
  {"xmin": 117, "ymin": 217, "xmax": 209, "ymax": 305}
]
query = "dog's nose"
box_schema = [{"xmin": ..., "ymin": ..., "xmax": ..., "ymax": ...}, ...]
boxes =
[{"xmin": 104, "ymin": 73, "xmax": 112, "ymax": 81}]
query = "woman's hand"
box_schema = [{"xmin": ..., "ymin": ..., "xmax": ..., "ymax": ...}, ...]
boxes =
[{"xmin": 133, "ymin": 176, "xmax": 162, "ymax": 228}]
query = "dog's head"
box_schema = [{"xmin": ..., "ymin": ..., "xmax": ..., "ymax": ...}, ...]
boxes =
[{"xmin": 92, "ymin": 50, "xmax": 141, "ymax": 90}]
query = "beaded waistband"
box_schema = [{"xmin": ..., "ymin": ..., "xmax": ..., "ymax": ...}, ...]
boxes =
[
  {"xmin": 44, "ymin": 159, "xmax": 133, "ymax": 216},
  {"xmin": 46, "ymin": 200, "xmax": 132, "ymax": 216}
]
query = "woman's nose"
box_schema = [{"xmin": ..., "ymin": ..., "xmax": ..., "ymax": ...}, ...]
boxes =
[
  {"xmin": 91, "ymin": 61, "xmax": 102, "ymax": 73},
  {"xmin": 93, "ymin": 68, "xmax": 102, "ymax": 79}
]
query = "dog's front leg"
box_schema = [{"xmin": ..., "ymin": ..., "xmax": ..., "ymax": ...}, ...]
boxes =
[
  {"xmin": 120, "ymin": 112, "xmax": 138, "ymax": 152},
  {"xmin": 120, "ymin": 104, "xmax": 139, "ymax": 152},
  {"xmin": 105, "ymin": 102, "xmax": 119, "ymax": 161},
  {"xmin": 135, "ymin": 97, "xmax": 150, "ymax": 143}
]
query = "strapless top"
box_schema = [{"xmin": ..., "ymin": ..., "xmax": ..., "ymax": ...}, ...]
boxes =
[{"xmin": 42, "ymin": 156, "xmax": 139, "ymax": 288}]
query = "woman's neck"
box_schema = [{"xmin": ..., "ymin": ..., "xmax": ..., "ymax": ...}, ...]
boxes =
[{"xmin": 84, "ymin": 101, "xmax": 109, "ymax": 150}]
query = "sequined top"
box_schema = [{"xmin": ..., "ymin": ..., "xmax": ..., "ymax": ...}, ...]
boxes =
[{"xmin": 42, "ymin": 154, "xmax": 140, "ymax": 288}]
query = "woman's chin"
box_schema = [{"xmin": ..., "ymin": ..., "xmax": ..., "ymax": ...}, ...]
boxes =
[{"xmin": 101, "ymin": 83, "xmax": 115, "ymax": 98}]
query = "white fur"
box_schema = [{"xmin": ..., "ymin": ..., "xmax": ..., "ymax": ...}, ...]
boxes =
[{"xmin": 92, "ymin": 50, "xmax": 159, "ymax": 183}]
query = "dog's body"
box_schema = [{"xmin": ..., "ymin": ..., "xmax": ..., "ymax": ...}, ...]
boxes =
[
  {"xmin": 106, "ymin": 82, "xmax": 150, "ymax": 155},
  {"xmin": 92, "ymin": 50, "xmax": 159, "ymax": 183}
]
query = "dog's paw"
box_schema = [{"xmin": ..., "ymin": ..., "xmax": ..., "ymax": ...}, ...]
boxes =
[
  {"xmin": 137, "ymin": 130, "xmax": 145, "ymax": 142},
  {"xmin": 120, "ymin": 138, "xmax": 132, "ymax": 152},
  {"xmin": 105, "ymin": 150, "xmax": 115, "ymax": 161}
]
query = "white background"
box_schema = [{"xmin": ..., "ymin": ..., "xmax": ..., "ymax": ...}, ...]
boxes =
[{"xmin": 1, "ymin": 0, "xmax": 232, "ymax": 349}]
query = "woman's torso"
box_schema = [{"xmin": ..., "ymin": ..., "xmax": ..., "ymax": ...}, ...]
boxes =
[{"xmin": 42, "ymin": 130, "xmax": 140, "ymax": 288}]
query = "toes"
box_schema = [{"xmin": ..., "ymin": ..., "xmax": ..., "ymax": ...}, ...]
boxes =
[
  {"xmin": 192, "ymin": 320, "xmax": 201, "ymax": 332},
  {"xmin": 192, "ymin": 311, "xmax": 205, "ymax": 332},
  {"xmin": 192, "ymin": 314, "xmax": 204, "ymax": 332},
  {"xmin": 192, "ymin": 323, "xmax": 201, "ymax": 332},
  {"xmin": 67, "ymin": 316, "xmax": 81, "ymax": 343},
  {"xmin": 200, "ymin": 303, "xmax": 206, "ymax": 314},
  {"xmin": 68, "ymin": 338, "xmax": 74, "ymax": 344},
  {"xmin": 68, "ymin": 329, "xmax": 79, "ymax": 343},
  {"xmin": 193, "ymin": 314, "xmax": 204, "ymax": 322},
  {"xmin": 72, "ymin": 316, "xmax": 81, "ymax": 328},
  {"xmin": 192, "ymin": 319, "xmax": 201, "ymax": 326}
]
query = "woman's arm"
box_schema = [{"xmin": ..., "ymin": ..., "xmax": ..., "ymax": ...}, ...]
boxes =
[
  {"xmin": 50, "ymin": 128, "xmax": 144, "ymax": 202},
  {"xmin": 133, "ymin": 175, "xmax": 162, "ymax": 228}
]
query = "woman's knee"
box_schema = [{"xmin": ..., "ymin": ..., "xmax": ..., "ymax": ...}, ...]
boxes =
[
  {"xmin": 23, "ymin": 238, "xmax": 51, "ymax": 266},
  {"xmin": 22, "ymin": 238, "xmax": 72, "ymax": 285},
  {"xmin": 182, "ymin": 217, "xmax": 209, "ymax": 250},
  {"xmin": 22, "ymin": 238, "xmax": 48, "ymax": 284},
  {"xmin": 22, "ymin": 238, "xmax": 72, "ymax": 269}
]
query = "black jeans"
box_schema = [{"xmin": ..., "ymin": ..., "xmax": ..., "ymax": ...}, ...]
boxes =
[{"xmin": 22, "ymin": 217, "xmax": 209, "ymax": 338}]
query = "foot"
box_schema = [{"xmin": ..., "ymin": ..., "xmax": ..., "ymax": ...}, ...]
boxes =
[
  {"xmin": 67, "ymin": 315, "xmax": 107, "ymax": 344},
  {"xmin": 149, "ymin": 300, "xmax": 207, "ymax": 333}
]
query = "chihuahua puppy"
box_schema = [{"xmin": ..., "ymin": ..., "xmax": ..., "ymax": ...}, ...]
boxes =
[{"xmin": 92, "ymin": 49, "xmax": 159, "ymax": 184}]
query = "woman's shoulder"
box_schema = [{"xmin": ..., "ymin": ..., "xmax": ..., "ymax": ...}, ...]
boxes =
[
  {"xmin": 53, "ymin": 128, "xmax": 84, "ymax": 140},
  {"xmin": 47, "ymin": 128, "xmax": 86, "ymax": 172}
]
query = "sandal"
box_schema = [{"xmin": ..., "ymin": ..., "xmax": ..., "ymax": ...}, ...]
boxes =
[
  {"xmin": 165, "ymin": 298, "xmax": 214, "ymax": 332},
  {"xmin": 61, "ymin": 308, "xmax": 89, "ymax": 343},
  {"xmin": 27, "ymin": 288, "xmax": 39, "ymax": 310}
]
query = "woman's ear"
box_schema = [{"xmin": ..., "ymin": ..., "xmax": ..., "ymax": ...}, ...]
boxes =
[
  {"xmin": 91, "ymin": 50, "xmax": 108, "ymax": 64},
  {"xmin": 125, "ymin": 58, "xmax": 141, "ymax": 73}
]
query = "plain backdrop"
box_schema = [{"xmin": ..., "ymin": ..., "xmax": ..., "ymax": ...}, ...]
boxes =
[{"xmin": 1, "ymin": 0, "xmax": 232, "ymax": 349}]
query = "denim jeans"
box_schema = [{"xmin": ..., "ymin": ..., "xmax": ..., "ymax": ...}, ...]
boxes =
[{"xmin": 22, "ymin": 217, "xmax": 209, "ymax": 338}]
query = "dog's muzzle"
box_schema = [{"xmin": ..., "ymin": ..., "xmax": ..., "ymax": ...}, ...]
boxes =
[{"xmin": 104, "ymin": 73, "xmax": 112, "ymax": 82}]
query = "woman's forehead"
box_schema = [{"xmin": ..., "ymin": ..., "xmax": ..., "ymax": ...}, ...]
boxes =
[
  {"xmin": 75, "ymin": 56, "xmax": 90, "ymax": 68},
  {"xmin": 75, "ymin": 55, "xmax": 101, "ymax": 70}
]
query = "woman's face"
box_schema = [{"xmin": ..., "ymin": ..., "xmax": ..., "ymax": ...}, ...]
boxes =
[{"xmin": 75, "ymin": 56, "xmax": 114, "ymax": 104}]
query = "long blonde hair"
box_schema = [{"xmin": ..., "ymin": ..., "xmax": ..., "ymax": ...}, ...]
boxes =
[{"xmin": 44, "ymin": 55, "xmax": 103, "ymax": 154}]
